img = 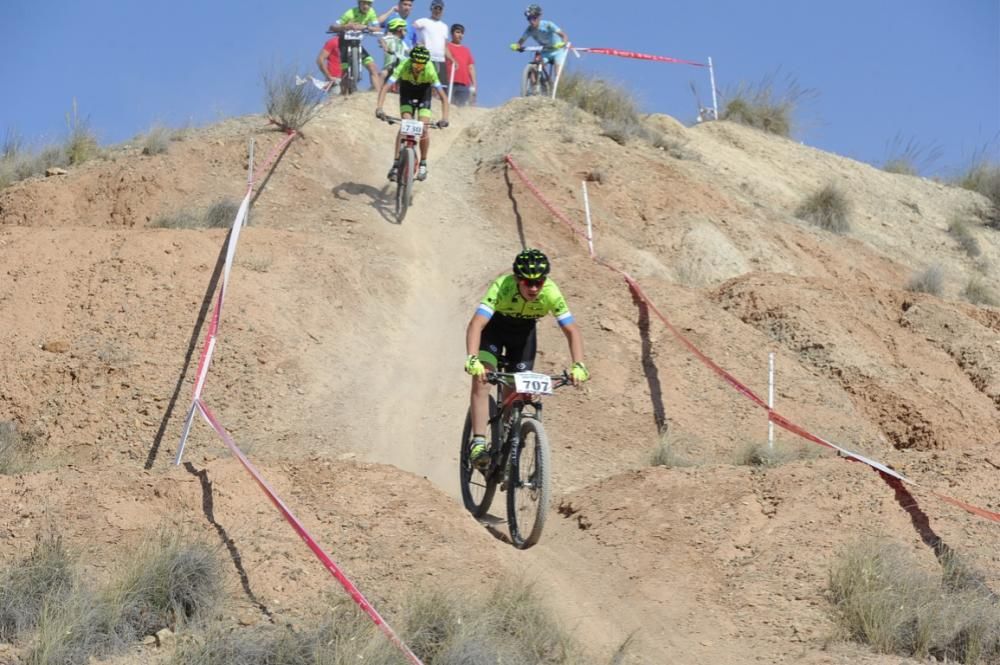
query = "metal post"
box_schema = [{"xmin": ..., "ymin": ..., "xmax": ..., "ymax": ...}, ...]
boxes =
[
  {"xmin": 767, "ymin": 352, "xmax": 775, "ymax": 450},
  {"xmin": 582, "ymin": 180, "xmax": 595, "ymax": 257},
  {"xmin": 245, "ymin": 138, "xmax": 255, "ymax": 227},
  {"xmin": 708, "ymin": 56, "xmax": 719, "ymax": 120},
  {"xmin": 550, "ymin": 43, "xmax": 569, "ymax": 99},
  {"xmin": 174, "ymin": 402, "xmax": 198, "ymax": 465}
]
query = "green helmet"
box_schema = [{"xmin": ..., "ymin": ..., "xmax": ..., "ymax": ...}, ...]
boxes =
[
  {"xmin": 410, "ymin": 45, "xmax": 431, "ymax": 64},
  {"xmin": 387, "ymin": 18, "xmax": 407, "ymax": 32},
  {"xmin": 512, "ymin": 248, "xmax": 550, "ymax": 280}
]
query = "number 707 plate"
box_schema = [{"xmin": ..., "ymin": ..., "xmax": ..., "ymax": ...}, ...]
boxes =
[{"xmin": 513, "ymin": 372, "xmax": 552, "ymax": 395}]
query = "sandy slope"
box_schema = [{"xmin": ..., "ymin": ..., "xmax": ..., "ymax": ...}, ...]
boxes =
[{"xmin": 0, "ymin": 93, "xmax": 998, "ymax": 664}]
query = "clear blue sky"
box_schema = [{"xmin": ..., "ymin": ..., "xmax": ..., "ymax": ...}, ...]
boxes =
[{"xmin": 3, "ymin": 0, "xmax": 997, "ymax": 175}]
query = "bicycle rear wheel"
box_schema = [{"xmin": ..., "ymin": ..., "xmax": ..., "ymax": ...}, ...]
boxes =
[
  {"xmin": 521, "ymin": 64, "xmax": 540, "ymax": 97},
  {"xmin": 395, "ymin": 146, "xmax": 415, "ymax": 223},
  {"xmin": 506, "ymin": 416, "xmax": 551, "ymax": 548},
  {"xmin": 460, "ymin": 396, "xmax": 499, "ymax": 518}
]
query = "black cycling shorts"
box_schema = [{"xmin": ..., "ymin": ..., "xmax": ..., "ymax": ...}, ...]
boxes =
[
  {"xmin": 398, "ymin": 81, "xmax": 433, "ymax": 115},
  {"xmin": 478, "ymin": 320, "xmax": 537, "ymax": 372}
]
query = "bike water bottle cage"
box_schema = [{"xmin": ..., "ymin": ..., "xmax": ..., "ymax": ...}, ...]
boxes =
[{"xmin": 512, "ymin": 248, "xmax": 550, "ymax": 280}]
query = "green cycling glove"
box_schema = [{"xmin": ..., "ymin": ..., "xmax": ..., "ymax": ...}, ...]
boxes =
[
  {"xmin": 553, "ymin": 41, "xmax": 566, "ymax": 50},
  {"xmin": 465, "ymin": 354, "xmax": 485, "ymax": 376},
  {"xmin": 571, "ymin": 362, "xmax": 589, "ymax": 382}
]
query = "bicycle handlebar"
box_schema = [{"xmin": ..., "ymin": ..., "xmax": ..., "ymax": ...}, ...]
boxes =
[
  {"xmin": 485, "ymin": 370, "xmax": 572, "ymax": 390},
  {"xmin": 381, "ymin": 116, "xmax": 445, "ymax": 129}
]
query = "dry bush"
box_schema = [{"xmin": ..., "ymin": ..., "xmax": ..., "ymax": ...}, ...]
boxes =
[
  {"xmin": 721, "ymin": 72, "xmax": 815, "ymax": 137},
  {"xmin": 140, "ymin": 125, "xmax": 174, "ymax": 155},
  {"xmin": 796, "ymin": 184, "xmax": 851, "ymax": 234},
  {"xmin": 829, "ymin": 538, "xmax": 1000, "ymax": 663},
  {"xmin": 906, "ymin": 265, "xmax": 944, "ymax": 296},
  {"xmin": 955, "ymin": 156, "xmax": 1000, "ymax": 229},
  {"xmin": 173, "ymin": 579, "xmax": 596, "ymax": 665},
  {"xmin": 152, "ymin": 198, "xmax": 241, "ymax": 229},
  {"xmin": 264, "ymin": 65, "xmax": 323, "ymax": 132},
  {"xmin": 0, "ymin": 533, "xmax": 74, "ymax": 642},
  {"xmin": 735, "ymin": 441, "xmax": 825, "ymax": 468},
  {"xmin": 948, "ymin": 219, "xmax": 982, "ymax": 257},
  {"xmin": 881, "ymin": 134, "xmax": 942, "ymax": 176},
  {"xmin": 650, "ymin": 435, "xmax": 693, "ymax": 468},
  {"xmin": 556, "ymin": 73, "xmax": 667, "ymax": 150},
  {"xmin": 30, "ymin": 532, "xmax": 223, "ymax": 665},
  {"xmin": 0, "ymin": 140, "xmax": 68, "ymax": 189},
  {"xmin": 0, "ymin": 420, "xmax": 36, "ymax": 474},
  {"xmin": 963, "ymin": 276, "xmax": 999, "ymax": 307},
  {"xmin": 64, "ymin": 100, "xmax": 99, "ymax": 166}
]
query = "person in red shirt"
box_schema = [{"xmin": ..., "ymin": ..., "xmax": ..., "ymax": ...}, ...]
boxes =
[
  {"xmin": 316, "ymin": 35, "xmax": 343, "ymax": 93},
  {"xmin": 445, "ymin": 23, "xmax": 477, "ymax": 106}
]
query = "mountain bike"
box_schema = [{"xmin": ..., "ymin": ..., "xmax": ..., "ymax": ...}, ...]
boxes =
[
  {"xmin": 329, "ymin": 28, "xmax": 381, "ymax": 95},
  {"xmin": 460, "ymin": 368, "xmax": 570, "ymax": 548},
  {"xmin": 517, "ymin": 47, "xmax": 552, "ymax": 97},
  {"xmin": 380, "ymin": 115, "xmax": 443, "ymax": 223}
]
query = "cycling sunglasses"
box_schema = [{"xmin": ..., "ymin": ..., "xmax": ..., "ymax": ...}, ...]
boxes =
[{"xmin": 519, "ymin": 277, "xmax": 546, "ymax": 288}]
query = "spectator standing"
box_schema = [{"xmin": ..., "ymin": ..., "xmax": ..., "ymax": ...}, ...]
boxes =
[
  {"xmin": 316, "ymin": 34, "xmax": 343, "ymax": 94},
  {"xmin": 378, "ymin": 0, "xmax": 418, "ymax": 46},
  {"xmin": 412, "ymin": 0, "xmax": 454, "ymax": 82},
  {"xmin": 446, "ymin": 24, "xmax": 476, "ymax": 106}
]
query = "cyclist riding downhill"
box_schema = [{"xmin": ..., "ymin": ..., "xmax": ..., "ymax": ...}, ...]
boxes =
[
  {"xmin": 510, "ymin": 4, "xmax": 570, "ymax": 91},
  {"xmin": 464, "ymin": 249, "xmax": 589, "ymax": 470},
  {"xmin": 375, "ymin": 44, "xmax": 450, "ymax": 182},
  {"xmin": 330, "ymin": 0, "xmax": 384, "ymax": 93}
]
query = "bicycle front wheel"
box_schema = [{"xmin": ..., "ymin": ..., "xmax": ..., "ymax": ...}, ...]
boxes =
[
  {"xmin": 395, "ymin": 146, "xmax": 415, "ymax": 223},
  {"xmin": 506, "ymin": 416, "xmax": 551, "ymax": 549},
  {"xmin": 460, "ymin": 396, "xmax": 499, "ymax": 517},
  {"xmin": 350, "ymin": 47, "xmax": 362, "ymax": 94}
]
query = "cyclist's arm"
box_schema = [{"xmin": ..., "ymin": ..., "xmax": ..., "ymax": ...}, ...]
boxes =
[
  {"xmin": 433, "ymin": 85, "xmax": 450, "ymax": 122},
  {"xmin": 375, "ymin": 76, "xmax": 393, "ymax": 109},
  {"xmin": 556, "ymin": 29, "xmax": 569, "ymax": 44},
  {"xmin": 465, "ymin": 312, "xmax": 489, "ymax": 357},
  {"xmin": 560, "ymin": 321, "xmax": 584, "ymax": 366}
]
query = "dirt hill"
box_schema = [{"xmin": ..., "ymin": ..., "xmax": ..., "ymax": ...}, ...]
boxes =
[{"xmin": 0, "ymin": 92, "xmax": 998, "ymax": 664}]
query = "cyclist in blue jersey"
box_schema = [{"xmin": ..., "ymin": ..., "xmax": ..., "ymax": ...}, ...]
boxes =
[
  {"xmin": 510, "ymin": 4, "xmax": 570, "ymax": 86},
  {"xmin": 464, "ymin": 249, "xmax": 589, "ymax": 469}
]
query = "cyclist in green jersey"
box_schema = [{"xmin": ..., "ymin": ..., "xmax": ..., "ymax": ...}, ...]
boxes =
[
  {"xmin": 330, "ymin": 0, "xmax": 384, "ymax": 93},
  {"xmin": 375, "ymin": 45, "xmax": 450, "ymax": 181},
  {"xmin": 464, "ymin": 248, "xmax": 589, "ymax": 469}
]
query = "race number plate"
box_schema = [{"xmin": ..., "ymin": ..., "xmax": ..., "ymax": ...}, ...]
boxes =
[
  {"xmin": 513, "ymin": 372, "xmax": 553, "ymax": 395},
  {"xmin": 344, "ymin": 30, "xmax": 364, "ymax": 40},
  {"xmin": 400, "ymin": 119, "xmax": 424, "ymax": 136}
]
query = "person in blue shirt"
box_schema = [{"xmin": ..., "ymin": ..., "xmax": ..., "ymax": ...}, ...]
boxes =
[
  {"xmin": 377, "ymin": 0, "xmax": 418, "ymax": 47},
  {"xmin": 510, "ymin": 4, "xmax": 570, "ymax": 85}
]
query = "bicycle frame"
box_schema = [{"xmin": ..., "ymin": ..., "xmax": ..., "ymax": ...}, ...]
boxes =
[{"xmin": 483, "ymin": 371, "xmax": 567, "ymax": 480}]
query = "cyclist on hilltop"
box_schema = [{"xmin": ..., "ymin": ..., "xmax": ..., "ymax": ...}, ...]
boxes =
[
  {"xmin": 510, "ymin": 4, "xmax": 570, "ymax": 87},
  {"xmin": 464, "ymin": 249, "xmax": 589, "ymax": 469},
  {"xmin": 329, "ymin": 0, "xmax": 384, "ymax": 93},
  {"xmin": 375, "ymin": 44, "xmax": 450, "ymax": 182}
]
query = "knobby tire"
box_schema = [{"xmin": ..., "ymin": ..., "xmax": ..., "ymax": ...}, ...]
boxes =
[
  {"xmin": 506, "ymin": 416, "xmax": 551, "ymax": 548},
  {"xmin": 460, "ymin": 396, "xmax": 499, "ymax": 517},
  {"xmin": 395, "ymin": 147, "xmax": 415, "ymax": 223},
  {"xmin": 521, "ymin": 64, "xmax": 541, "ymax": 97}
]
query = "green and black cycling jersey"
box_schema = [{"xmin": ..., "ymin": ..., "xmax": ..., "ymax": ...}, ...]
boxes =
[{"xmin": 475, "ymin": 274, "xmax": 574, "ymax": 333}]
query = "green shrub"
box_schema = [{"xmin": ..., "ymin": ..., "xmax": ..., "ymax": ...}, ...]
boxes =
[
  {"xmin": 906, "ymin": 265, "xmax": 944, "ymax": 296},
  {"xmin": 829, "ymin": 538, "xmax": 1000, "ymax": 663},
  {"xmin": 0, "ymin": 533, "xmax": 74, "ymax": 641},
  {"xmin": 796, "ymin": 184, "xmax": 851, "ymax": 234},
  {"xmin": 963, "ymin": 276, "xmax": 999, "ymax": 307},
  {"xmin": 264, "ymin": 66, "xmax": 323, "ymax": 132},
  {"xmin": 721, "ymin": 73, "xmax": 814, "ymax": 137},
  {"xmin": 947, "ymin": 219, "xmax": 981, "ymax": 257}
]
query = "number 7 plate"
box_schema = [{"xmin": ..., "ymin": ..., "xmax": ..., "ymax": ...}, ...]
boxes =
[
  {"xmin": 400, "ymin": 119, "xmax": 424, "ymax": 136},
  {"xmin": 513, "ymin": 371, "xmax": 552, "ymax": 395}
]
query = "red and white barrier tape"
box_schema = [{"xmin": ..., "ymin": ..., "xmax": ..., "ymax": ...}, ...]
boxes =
[
  {"xmin": 195, "ymin": 400, "xmax": 424, "ymax": 665},
  {"xmin": 574, "ymin": 47, "xmax": 706, "ymax": 68},
  {"xmin": 503, "ymin": 154, "xmax": 1000, "ymax": 525}
]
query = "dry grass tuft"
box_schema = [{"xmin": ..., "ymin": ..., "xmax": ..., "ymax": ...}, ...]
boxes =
[
  {"xmin": 140, "ymin": 125, "xmax": 174, "ymax": 155},
  {"xmin": 0, "ymin": 420, "xmax": 36, "ymax": 474},
  {"xmin": 735, "ymin": 441, "xmax": 825, "ymax": 468},
  {"xmin": 650, "ymin": 434, "xmax": 693, "ymax": 468},
  {"xmin": 948, "ymin": 218, "xmax": 982, "ymax": 257},
  {"xmin": 0, "ymin": 533, "xmax": 74, "ymax": 642},
  {"xmin": 829, "ymin": 537, "xmax": 1000, "ymax": 663},
  {"xmin": 721, "ymin": 72, "xmax": 815, "ymax": 137},
  {"xmin": 556, "ymin": 73, "xmax": 669, "ymax": 150},
  {"xmin": 881, "ymin": 134, "xmax": 942, "ymax": 176},
  {"xmin": 796, "ymin": 184, "xmax": 851, "ymax": 234},
  {"xmin": 963, "ymin": 276, "xmax": 999, "ymax": 307},
  {"xmin": 64, "ymin": 100, "xmax": 100, "ymax": 166},
  {"xmin": 955, "ymin": 153, "xmax": 1000, "ymax": 229},
  {"xmin": 906, "ymin": 265, "xmax": 944, "ymax": 296},
  {"xmin": 152, "ymin": 198, "xmax": 241, "ymax": 229}
]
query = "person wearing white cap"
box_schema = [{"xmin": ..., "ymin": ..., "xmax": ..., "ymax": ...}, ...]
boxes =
[{"xmin": 412, "ymin": 0, "xmax": 455, "ymax": 81}]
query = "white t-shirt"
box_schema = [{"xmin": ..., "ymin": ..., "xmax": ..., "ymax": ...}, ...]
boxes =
[{"xmin": 413, "ymin": 17, "xmax": 449, "ymax": 62}]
